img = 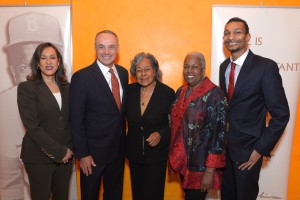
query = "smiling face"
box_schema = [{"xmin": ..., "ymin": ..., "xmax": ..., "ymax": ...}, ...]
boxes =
[
  {"xmin": 183, "ymin": 54, "xmax": 205, "ymax": 90},
  {"xmin": 94, "ymin": 32, "xmax": 119, "ymax": 68},
  {"xmin": 39, "ymin": 46, "xmax": 60, "ymax": 79},
  {"xmin": 223, "ymin": 21, "xmax": 251, "ymax": 60},
  {"xmin": 135, "ymin": 57, "xmax": 156, "ymax": 88}
]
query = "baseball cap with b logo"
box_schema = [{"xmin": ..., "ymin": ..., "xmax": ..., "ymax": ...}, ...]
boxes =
[{"xmin": 5, "ymin": 12, "xmax": 64, "ymax": 52}]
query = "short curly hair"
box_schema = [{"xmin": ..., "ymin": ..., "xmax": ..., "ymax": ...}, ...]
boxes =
[{"xmin": 130, "ymin": 52, "xmax": 162, "ymax": 80}]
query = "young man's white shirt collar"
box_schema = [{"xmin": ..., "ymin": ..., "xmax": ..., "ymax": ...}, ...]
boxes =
[
  {"xmin": 230, "ymin": 49, "xmax": 249, "ymax": 66},
  {"xmin": 225, "ymin": 49, "xmax": 250, "ymax": 91}
]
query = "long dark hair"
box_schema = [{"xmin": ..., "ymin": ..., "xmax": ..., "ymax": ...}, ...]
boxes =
[{"xmin": 27, "ymin": 42, "xmax": 68, "ymax": 84}]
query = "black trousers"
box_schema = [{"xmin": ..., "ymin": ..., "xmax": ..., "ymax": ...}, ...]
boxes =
[
  {"xmin": 24, "ymin": 161, "xmax": 73, "ymax": 200},
  {"xmin": 221, "ymin": 154, "xmax": 263, "ymax": 200},
  {"xmin": 80, "ymin": 158, "xmax": 124, "ymax": 200},
  {"xmin": 129, "ymin": 161, "xmax": 167, "ymax": 200},
  {"xmin": 184, "ymin": 188, "xmax": 207, "ymax": 200}
]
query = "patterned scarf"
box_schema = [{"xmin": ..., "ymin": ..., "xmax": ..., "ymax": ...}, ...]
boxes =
[{"xmin": 170, "ymin": 77, "xmax": 215, "ymax": 140}]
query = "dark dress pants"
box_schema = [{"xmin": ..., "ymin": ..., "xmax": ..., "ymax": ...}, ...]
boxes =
[
  {"xmin": 80, "ymin": 158, "xmax": 124, "ymax": 200},
  {"xmin": 184, "ymin": 188, "xmax": 207, "ymax": 200},
  {"xmin": 24, "ymin": 161, "xmax": 73, "ymax": 200},
  {"xmin": 129, "ymin": 161, "xmax": 167, "ymax": 200},
  {"xmin": 221, "ymin": 153, "xmax": 263, "ymax": 200}
]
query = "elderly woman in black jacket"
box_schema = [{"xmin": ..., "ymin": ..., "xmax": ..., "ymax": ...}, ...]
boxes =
[{"xmin": 126, "ymin": 52, "xmax": 175, "ymax": 200}]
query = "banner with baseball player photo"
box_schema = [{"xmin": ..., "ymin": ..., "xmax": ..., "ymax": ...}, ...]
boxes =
[{"xmin": 0, "ymin": 5, "xmax": 77, "ymax": 200}]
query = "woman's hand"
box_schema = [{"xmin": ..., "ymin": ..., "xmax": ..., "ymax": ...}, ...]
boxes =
[
  {"xmin": 61, "ymin": 148, "xmax": 73, "ymax": 164},
  {"xmin": 201, "ymin": 168, "xmax": 215, "ymax": 192},
  {"xmin": 146, "ymin": 132, "xmax": 161, "ymax": 147}
]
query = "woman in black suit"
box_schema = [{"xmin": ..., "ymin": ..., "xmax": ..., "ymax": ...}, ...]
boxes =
[
  {"xmin": 17, "ymin": 43, "xmax": 73, "ymax": 200},
  {"xmin": 126, "ymin": 52, "xmax": 175, "ymax": 200}
]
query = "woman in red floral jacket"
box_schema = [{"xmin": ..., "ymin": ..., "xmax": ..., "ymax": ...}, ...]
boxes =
[{"xmin": 169, "ymin": 52, "xmax": 228, "ymax": 200}]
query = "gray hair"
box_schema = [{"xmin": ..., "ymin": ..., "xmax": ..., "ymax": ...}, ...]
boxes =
[
  {"xmin": 95, "ymin": 30, "xmax": 119, "ymax": 43},
  {"xmin": 130, "ymin": 52, "xmax": 162, "ymax": 80},
  {"xmin": 186, "ymin": 52, "xmax": 206, "ymax": 70}
]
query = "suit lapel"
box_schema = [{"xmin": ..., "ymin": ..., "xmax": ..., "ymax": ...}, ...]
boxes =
[
  {"xmin": 59, "ymin": 83, "xmax": 68, "ymax": 114},
  {"xmin": 37, "ymin": 80, "xmax": 61, "ymax": 112},
  {"xmin": 230, "ymin": 50, "xmax": 255, "ymax": 106},
  {"xmin": 220, "ymin": 58, "xmax": 230, "ymax": 94},
  {"xmin": 90, "ymin": 63, "xmax": 113, "ymax": 96},
  {"xmin": 141, "ymin": 81, "xmax": 160, "ymax": 117},
  {"xmin": 116, "ymin": 65, "xmax": 127, "ymax": 112},
  {"xmin": 131, "ymin": 84, "xmax": 142, "ymax": 119},
  {"xmin": 90, "ymin": 62, "xmax": 123, "ymax": 112}
]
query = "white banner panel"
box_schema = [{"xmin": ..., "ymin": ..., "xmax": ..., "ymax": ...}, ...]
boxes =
[
  {"xmin": 0, "ymin": 5, "xmax": 77, "ymax": 200},
  {"xmin": 211, "ymin": 6, "xmax": 300, "ymax": 200}
]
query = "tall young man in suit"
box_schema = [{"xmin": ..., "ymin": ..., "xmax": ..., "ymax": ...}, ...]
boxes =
[
  {"xmin": 70, "ymin": 30, "xmax": 128, "ymax": 200},
  {"xmin": 219, "ymin": 17, "xmax": 290, "ymax": 200}
]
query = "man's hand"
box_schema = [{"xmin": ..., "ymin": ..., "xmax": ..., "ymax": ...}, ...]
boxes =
[
  {"xmin": 79, "ymin": 155, "xmax": 96, "ymax": 176},
  {"xmin": 239, "ymin": 149, "xmax": 261, "ymax": 170}
]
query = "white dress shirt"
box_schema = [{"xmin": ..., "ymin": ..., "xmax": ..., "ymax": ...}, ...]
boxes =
[
  {"xmin": 97, "ymin": 60, "xmax": 123, "ymax": 101},
  {"xmin": 225, "ymin": 49, "xmax": 250, "ymax": 92},
  {"xmin": 53, "ymin": 92, "xmax": 62, "ymax": 110}
]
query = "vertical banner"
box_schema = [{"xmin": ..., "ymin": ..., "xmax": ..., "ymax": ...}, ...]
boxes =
[
  {"xmin": 0, "ymin": 5, "xmax": 77, "ymax": 200},
  {"xmin": 211, "ymin": 6, "xmax": 300, "ymax": 200}
]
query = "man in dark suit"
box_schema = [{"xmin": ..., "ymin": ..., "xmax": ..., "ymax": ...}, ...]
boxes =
[
  {"xmin": 70, "ymin": 30, "xmax": 128, "ymax": 200},
  {"xmin": 219, "ymin": 17, "xmax": 290, "ymax": 200}
]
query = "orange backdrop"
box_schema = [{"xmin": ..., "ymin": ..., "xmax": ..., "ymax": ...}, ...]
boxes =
[{"xmin": 1, "ymin": 0, "xmax": 299, "ymax": 199}]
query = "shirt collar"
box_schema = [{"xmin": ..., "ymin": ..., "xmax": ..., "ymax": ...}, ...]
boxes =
[
  {"xmin": 96, "ymin": 59, "xmax": 116, "ymax": 74},
  {"xmin": 230, "ymin": 49, "xmax": 249, "ymax": 66}
]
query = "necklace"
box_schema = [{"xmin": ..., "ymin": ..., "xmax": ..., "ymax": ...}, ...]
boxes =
[{"xmin": 140, "ymin": 81, "xmax": 156, "ymax": 107}]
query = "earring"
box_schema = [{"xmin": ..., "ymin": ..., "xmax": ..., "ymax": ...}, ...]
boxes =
[{"xmin": 37, "ymin": 65, "xmax": 40, "ymax": 69}]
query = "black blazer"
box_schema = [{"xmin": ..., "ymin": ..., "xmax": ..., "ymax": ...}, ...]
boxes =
[
  {"xmin": 125, "ymin": 81, "xmax": 175, "ymax": 164},
  {"xmin": 219, "ymin": 50, "xmax": 290, "ymax": 162},
  {"xmin": 69, "ymin": 61, "xmax": 128, "ymax": 164},
  {"xmin": 17, "ymin": 79, "xmax": 72, "ymax": 163}
]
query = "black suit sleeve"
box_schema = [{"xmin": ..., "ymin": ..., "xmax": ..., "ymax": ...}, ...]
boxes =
[
  {"xmin": 255, "ymin": 60, "xmax": 290, "ymax": 156},
  {"xmin": 69, "ymin": 72, "xmax": 90, "ymax": 159}
]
